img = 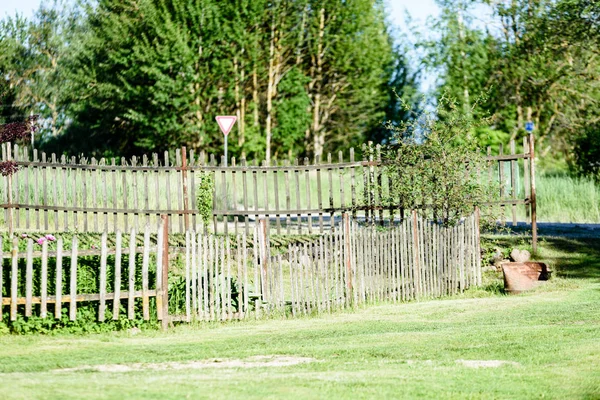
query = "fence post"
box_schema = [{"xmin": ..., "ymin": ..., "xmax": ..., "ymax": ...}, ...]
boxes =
[
  {"xmin": 343, "ymin": 212, "xmax": 354, "ymax": 306},
  {"xmin": 529, "ymin": 134, "xmax": 537, "ymax": 254},
  {"xmin": 161, "ymin": 214, "xmax": 170, "ymax": 330}
]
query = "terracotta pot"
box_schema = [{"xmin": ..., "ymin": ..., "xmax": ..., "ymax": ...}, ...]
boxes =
[{"xmin": 501, "ymin": 262, "xmax": 551, "ymax": 294}]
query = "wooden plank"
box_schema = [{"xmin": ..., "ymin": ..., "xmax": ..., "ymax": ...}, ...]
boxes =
[
  {"xmin": 0, "ymin": 237, "xmax": 3, "ymax": 320},
  {"xmin": 305, "ymin": 158, "xmax": 312, "ymax": 234},
  {"xmin": 82, "ymin": 156, "xmax": 89, "ymax": 232},
  {"xmin": 69, "ymin": 236, "xmax": 78, "ymax": 321},
  {"xmin": 91, "ymin": 158, "xmax": 99, "ymax": 231},
  {"xmin": 232, "ymin": 158, "xmax": 239, "ymax": 236},
  {"xmin": 186, "ymin": 231, "xmax": 192, "ymax": 319},
  {"xmin": 13, "ymin": 145, "xmax": 20, "ymax": 229},
  {"xmin": 252, "ymin": 159, "xmax": 259, "ymax": 234},
  {"xmin": 242, "ymin": 158, "xmax": 250, "ymax": 236},
  {"xmin": 61, "ymin": 156, "xmax": 68, "ymax": 230},
  {"xmin": 25, "ymin": 239, "xmax": 33, "ymax": 316},
  {"xmin": 189, "ymin": 150, "xmax": 198, "ymax": 230},
  {"xmin": 349, "ymin": 148, "xmax": 357, "ymax": 220},
  {"xmin": 375, "ymin": 144, "xmax": 384, "ymax": 226},
  {"xmin": 261, "ymin": 161, "xmax": 269, "ymax": 238},
  {"xmin": 111, "ymin": 159, "xmax": 118, "ymax": 230},
  {"xmin": 176, "ymin": 150, "xmax": 184, "ymax": 233},
  {"xmin": 113, "ymin": 231, "xmax": 122, "ymax": 320},
  {"xmin": 315, "ymin": 156, "xmax": 324, "ymax": 233},
  {"xmin": 121, "ymin": 158, "xmax": 129, "ymax": 233},
  {"xmin": 142, "ymin": 226, "xmax": 150, "ymax": 320},
  {"xmin": 203, "ymin": 235, "xmax": 209, "ymax": 320},
  {"xmin": 41, "ymin": 240, "xmax": 49, "ymax": 318},
  {"xmin": 222, "ymin": 157, "xmax": 229, "ymax": 235},
  {"xmin": 156, "ymin": 223, "xmax": 164, "ymax": 321},
  {"xmin": 10, "ymin": 238, "xmax": 18, "ymax": 321},
  {"xmin": 132, "ymin": 156, "xmax": 140, "ymax": 231},
  {"xmin": 54, "ymin": 238, "xmax": 63, "ymax": 319},
  {"xmin": 143, "ymin": 155, "xmax": 150, "ymax": 228},
  {"xmin": 294, "ymin": 159, "xmax": 302, "ymax": 234},
  {"xmin": 24, "ymin": 150, "xmax": 31, "ymax": 229},
  {"xmin": 510, "ymin": 139, "xmax": 517, "ymax": 226},
  {"xmin": 98, "ymin": 232, "xmax": 108, "ymax": 321},
  {"xmin": 327, "ymin": 153, "xmax": 334, "ymax": 229},
  {"xmin": 284, "ymin": 160, "xmax": 291, "ymax": 235},
  {"xmin": 226, "ymin": 237, "xmax": 233, "ymax": 319},
  {"xmin": 498, "ymin": 144, "xmax": 505, "ymax": 225},
  {"xmin": 128, "ymin": 229, "xmax": 136, "ymax": 319},
  {"xmin": 210, "ymin": 236, "xmax": 216, "ymax": 321},
  {"xmin": 243, "ymin": 234, "xmax": 249, "ymax": 319},
  {"xmin": 99, "ymin": 159, "xmax": 108, "ymax": 230},
  {"xmin": 165, "ymin": 151, "xmax": 173, "ymax": 232},
  {"xmin": 273, "ymin": 163, "xmax": 281, "ymax": 235},
  {"xmin": 34, "ymin": 150, "xmax": 40, "ymax": 230}
]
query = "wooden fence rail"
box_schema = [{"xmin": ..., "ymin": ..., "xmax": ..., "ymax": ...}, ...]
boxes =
[
  {"xmin": 0, "ymin": 224, "xmax": 168, "ymax": 323},
  {"xmin": 181, "ymin": 212, "xmax": 481, "ymax": 322},
  {"xmin": 1, "ymin": 136, "xmax": 535, "ymax": 247}
]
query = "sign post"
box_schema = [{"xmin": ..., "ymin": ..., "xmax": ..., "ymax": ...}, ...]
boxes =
[
  {"xmin": 525, "ymin": 121, "xmax": 537, "ymax": 253},
  {"xmin": 215, "ymin": 116, "xmax": 237, "ymax": 167}
]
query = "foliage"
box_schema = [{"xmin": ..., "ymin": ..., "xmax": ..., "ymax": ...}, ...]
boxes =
[
  {"xmin": 378, "ymin": 94, "xmax": 496, "ymax": 226},
  {"xmin": 420, "ymin": 0, "xmax": 600, "ymax": 172},
  {"xmin": 572, "ymin": 123, "xmax": 600, "ymax": 181},
  {"xmin": 196, "ymin": 172, "xmax": 214, "ymax": 228},
  {"xmin": 0, "ymin": 0, "xmax": 415, "ymax": 160}
]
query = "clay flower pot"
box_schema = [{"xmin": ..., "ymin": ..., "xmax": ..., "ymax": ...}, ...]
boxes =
[{"xmin": 501, "ymin": 262, "xmax": 551, "ymax": 294}]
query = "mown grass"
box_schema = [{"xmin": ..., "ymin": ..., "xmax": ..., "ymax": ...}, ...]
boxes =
[{"xmin": 0, "ymin": 235, "xmax": 598, "ymax": 399}]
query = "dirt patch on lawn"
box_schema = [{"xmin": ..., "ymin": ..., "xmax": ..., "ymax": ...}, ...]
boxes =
[
  {"xmin": 54, "ymin": 355, "xmax": 317, "ymax": 373},
  {"xmin": 456, "ymin": 359, "xmax": 521, "ymax": 368}
]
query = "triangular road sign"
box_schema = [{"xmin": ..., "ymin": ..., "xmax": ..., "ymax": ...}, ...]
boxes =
[{"xmin": 215, "ymin": 116, "xmax": 237, "ymax": 136}]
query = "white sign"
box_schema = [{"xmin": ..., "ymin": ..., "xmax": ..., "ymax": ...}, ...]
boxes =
[{"xmin": 215, "ymin": 116, "xmax": 237, "ymax": 136}]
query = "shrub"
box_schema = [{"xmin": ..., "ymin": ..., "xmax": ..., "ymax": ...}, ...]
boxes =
[{"xmin": 377, "ymin": 94, "xmax": 497, "ymax": 226}]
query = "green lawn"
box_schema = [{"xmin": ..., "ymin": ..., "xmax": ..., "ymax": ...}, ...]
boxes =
[{"xmin": 0, "ymin": 235, "xmax": 598, "ymax": 399}]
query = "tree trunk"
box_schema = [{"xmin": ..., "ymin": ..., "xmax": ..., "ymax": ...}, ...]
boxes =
[
  {"xmin": 265, "ymin": 13, "xmax": 276, "ymax": 163},
  {"xmin": 312, "ymin": 8, "xmax": 325, "ymax": 158}
]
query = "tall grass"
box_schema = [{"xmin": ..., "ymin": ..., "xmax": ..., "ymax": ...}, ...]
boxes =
[{"xmin": 534, "ymin": 174, "xmax": 600, "ymax": 223}]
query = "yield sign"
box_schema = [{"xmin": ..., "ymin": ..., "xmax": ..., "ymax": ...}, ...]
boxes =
[{"xmin": 215, "ymin": 116, "xmax": 237, "ymax": 136}]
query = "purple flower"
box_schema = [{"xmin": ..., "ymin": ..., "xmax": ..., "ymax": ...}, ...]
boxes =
[
  {"xmin": 37, "ymin": 237, "xmax": 47, "ymax": 245},
  {"xmin": 21, "ymin": 233, "xmax": 28, "ymax": 238},
  {"xmin": 45, "ymin": 234, "xmax": 56, "ymax": 241}
]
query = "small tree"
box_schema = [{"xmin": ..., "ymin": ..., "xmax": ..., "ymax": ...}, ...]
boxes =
[{"xmin": 379, "ymin": 94, "xmax": 496, "ymax": 226}]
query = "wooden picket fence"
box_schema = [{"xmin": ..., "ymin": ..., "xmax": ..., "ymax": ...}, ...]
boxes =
[
  {"xmin": 181, "ymin": 212, "xmax": 481, "ymax": 321},
  {"xmin": 0, "ymin": 211, "xmax": 480, "ymax": 324},
  {"xmin": 0, "ymin": 136, "xmax": 536, "ymax": 244},
  {"xmin": 0, "ymin": 222, "xmax": 169, "ymax": 324}
]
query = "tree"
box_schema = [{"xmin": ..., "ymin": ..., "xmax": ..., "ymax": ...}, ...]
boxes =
[
  {"xmin": 46, "ymin": 0, "xmax": 412, "ymax": 159},
  {"xmin": 0, "ymin": 1, "xmax": 80, "ymax": 145},
  {"xmin": 420, "ymin": 0, "xmax": 600, "ymax": 169}
]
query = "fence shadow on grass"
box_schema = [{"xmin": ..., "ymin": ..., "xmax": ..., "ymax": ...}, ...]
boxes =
[{"xmin": 540, "ymin": 237, "xmax": 600, "ymax": 281}]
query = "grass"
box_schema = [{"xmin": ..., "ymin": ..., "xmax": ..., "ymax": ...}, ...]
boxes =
[
  {"xmin": 0, "ymin": 235, "xmax": 598, "ymax": 399},
  {"xmin": 534, "ymin": 174, "xmax": 600, "ymax": 223}
]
